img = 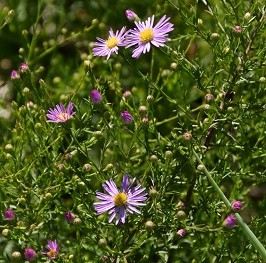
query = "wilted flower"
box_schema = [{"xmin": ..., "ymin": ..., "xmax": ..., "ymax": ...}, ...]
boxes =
[
  {"xmin": 10, "ymin": 70, "xmax": 20, "ymax": 79},
  {"xmin": 223, "ymin": 214, "xmax": 237, "ymax": 228},
  {"xmin": 90, "ymin": 89, "xmax": 103, "ymax": 104},
  {"xmin": 94, "ymin": 174, "xmax": 147, "ymax": 224},
  {"xmin": 125, "ymin": 15, "xmax": 174, "ymax": 58},
  {"xmin": 93, "ymin": 27, "xmax": 127, "ymax": 60},
  {"xmin": 231, "ymin": 201, "xmax": 242, "ymax": 212},
  {"xmin": 121, "ymin": 110, "xmax": 133, "ymax": 124},
  {"xmin": 177, "ymin": 228, "xmax": 186, "ymax": 237},
  {"xmin": 4, "ymin": 209, "xmax": 15, "ymax": 220},
  {"xmin": 64, "ymin": 212, "xmax": 75, "ymax": 223},
  {"xmin": 43, "ymin": 240, "xmax": 59, "ymax": 260},
  {"xmin": 125, "ymin": 9, "xmax": 139, "ymax": 21},
  {"xmin": 46, "ymin": 102, "xmax": 75, "ymax": 123},
  {"xmin": 24, "ymin": 248, "xmax": 36, "ymax": 261}
]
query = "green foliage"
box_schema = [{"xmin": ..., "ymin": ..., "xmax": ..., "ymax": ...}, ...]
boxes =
[{"xmin": 0, "ymin": 0, "xmax": 265, "ymax": 262}]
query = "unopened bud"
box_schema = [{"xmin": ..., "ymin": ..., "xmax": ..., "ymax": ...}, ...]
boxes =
[
  {"xmin": 197, "ymin": 164, "xmax": 205, "ymax": 171},
  {"xmin": 11, "ymin": 251, "xmax": 21, "ymax": 260},
  {"xmin": 83, "ymin": 163, "xmax": 92, "ymax": 172},
  {"xmin": 149, "ymin": 188, "xmax": 157, "ymax": 197},
  {"xmin": 150, "ymin": 155, "xmax": 158, "ymax": 163},
  {"xmin": 145, "ymin": 220, "xmax": 155, "ymax": 230}
]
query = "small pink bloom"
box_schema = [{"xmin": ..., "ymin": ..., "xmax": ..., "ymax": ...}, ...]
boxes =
[
  {"xmin": 90, "ymin": 89, "xmax": 102, "ymax": 104},
  {"xmin": 20, "ymin": 62, "xmax": 29, "ymax": 72},
  {"xmin": 10, "ymin": 70, "xmax": 20, "ymax": 79},
  {"xmin": 4, "ymin": 209, "xmax": 15, "ymax": 220},
  {"xmin": 64, "ymin": 212, "xmax": 75, "ymax": 223},
  {"xmin": 177, "ymin": 228, "xmax": 186, "ymax": 237},
  {"xmin": 223, "ymin": 214, "xmax": 237, "ymax": 228},
  {"xmin": 24, "ymin": 248, "xmax": 36, "ymax": 261},
  {"xmin": 231, "ymin": 201, "xmax": 242, "ymax": 212},
  {"xmin": 121, "ymin": 110, "xmax": 133, "ymax": 124}
]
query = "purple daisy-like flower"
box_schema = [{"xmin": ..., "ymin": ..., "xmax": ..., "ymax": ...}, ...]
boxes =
[
  {"xmin": 94, "ymin": 174, "xmax": 147, "ymax": 225},
  {"xmin": 46, "ymin": 102, "xmax": 75, "ymax": 123},
  {"xmin": 24, "ymin": 248, "xmax": 36, "ymax": 261},
  {"xmin": 125, "ymin": 15, "xmax": 174, "ymax": 58},
  {"xmin": 43, "ymin": 240, "xmax": 59, "ymax": 260},
  {"xmin": 93, "ymin": 27, "xmax": 127, "ymax": 60}
]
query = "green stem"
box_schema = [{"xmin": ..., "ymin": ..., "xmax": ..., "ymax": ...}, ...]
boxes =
[{"xmin": 192, "ymin": 149, "xmax": 266, "ymax": 260}]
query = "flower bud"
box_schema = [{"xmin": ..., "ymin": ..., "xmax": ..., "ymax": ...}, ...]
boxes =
[
  {"xmin": 24, "ymin": 248, "xmax": 36, "ymax": 261},
  {"xmin": 177, "ymin": 228, "xmax": 186, "ymax": 237},
  {"xmin": 90, "ymin": 89, "xmax": 103, "ymax": 104},
  {"xmin": 12, "ymin": 251, "xmax": 21, "ymax": 260},
  {"xmin": 83, "ymin": 163, "xmax": 92, "ymax": 172},
  {"xmin": 223, "ymin": 214, "xmax": 237, "ymax": 228},
  {"xmin": 145, "ymin": 220, "xmax": 155, "ymax": 230},
  {"xmin": 125, "ymin": 9, "xmax": 139, "ymax": 21},
  {"xmin": 177, "ymin": 210, "xmax": 186, "ymax": 219},
  {"xmin": 183, "ymin": 132, "xmax": 192, "ymax": 141},
  {"xmin": 165, "ymin": 150, "xmax": 173, "ymax": 159},
  {"xmin": 146, "ymin": 95, "xmax": 154, "ymax": 102},
  {"xmin": 2, "ymin": 229, "xmax": 10, "ymax": 236},
  {"xmin": 149, "ymin": 155, "xmax": 158, "ymax": 163},
  {"xmin": 98, "ymin": 238, "xmax": 107, "ymax": 246},
  {"xmin": 121, "ymin": 110, "xmax": 133, "ymax": 124},
  {"xmin": 231, "ymin": 201, "xmax": 242, "ymax": 212},
  {"xmin": 197, "ymin": 164, "xmax": 205, "ymax": 171},
  {"xmin": 4, "ymin": 144, "xmax": 13, "ymax": 151},
  {"xmin": 149, "ymin": 188, "xmax": 157, "ymax": 197}
]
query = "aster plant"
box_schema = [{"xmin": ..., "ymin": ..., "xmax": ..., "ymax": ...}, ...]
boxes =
[
  {"xmin": 94, "ymin": 174, "xmax": 147, "ymax": 224},
  {"xmin": 125, "ymin": 15, "xmax": 174, "ymax": 58}
]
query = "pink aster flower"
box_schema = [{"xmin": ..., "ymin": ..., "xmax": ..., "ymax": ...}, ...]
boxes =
[
  {"xmin": 24, "ymin": 248, "xmax": 36, "ymax": 261},
  {"xmin": 125, "ymin": 15, "xmax": 174, "ymax": 58},
  {"xmin": 46, "ymin": 102, "xmax": 75, "ymax": 123},
  {"xmin": 43, "ymin": 240, "xmax": 59, "ymax": 260},
  {"xmin": 93, "ymin": 27, "xmax": 127, "ymax": 60},
  {"xmin": 94, "ymin": 174, "xmax": 147, "ymax": 224}
]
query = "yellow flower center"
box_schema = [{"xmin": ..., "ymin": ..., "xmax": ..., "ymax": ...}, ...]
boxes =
[
  {"xmin": 58, "ymin": 113, "xmax": 69, "ymax": 121},
  {"xmin": 114, "ymin": 192, "xmax": 127, "ymax": 207},
  {"xmin": 47, "ymin": 249, "xmax": 57, "ymax": 259},
  {"xmin": 140, "ymin": 29, "xmax": 154, "ymax": 43},
  {"xmin": 106, "ymin": 37, "xmax": 119, "ymax": 49}
]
